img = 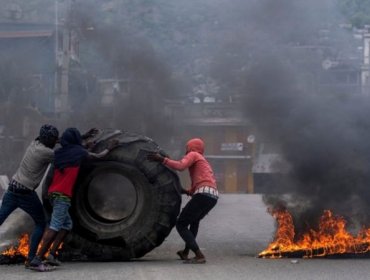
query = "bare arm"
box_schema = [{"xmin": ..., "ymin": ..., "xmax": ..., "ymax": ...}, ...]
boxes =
[
  {"xmin": 88, "ymin": 149, "xmax": 110, "ymax": 159},
  {"xmin": 163, "ymin": 152, "xmax": 196, "ymax": 171},
  {"xmin": 87, "ymin": 139, "xmax": 120, "ymax": 159}
]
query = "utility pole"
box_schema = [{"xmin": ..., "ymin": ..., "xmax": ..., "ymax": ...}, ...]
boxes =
[
  {"xmin": 362, "ymin": 31, "xmax": 370, "ymax": 96},
  {"xmin": 54, "ymin": 0, "xmax": 72, "ymax": 114}
]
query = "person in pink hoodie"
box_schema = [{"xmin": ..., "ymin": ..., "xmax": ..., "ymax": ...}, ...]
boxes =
[{"xmin": 148, "ymin": 138, "xmax": 218, "ymax": 264}]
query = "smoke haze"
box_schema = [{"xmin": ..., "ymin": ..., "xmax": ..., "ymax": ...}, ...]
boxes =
[
  {"xmin": 59, "ymin": 2, "xmax": 180, "ymax": 146},
  {"xmin": 210, "ymin": 0, "xmax": 370, "ymax": 235},
  {"xmin": 0, "ymin": 0, "xmax": 369, "ymax": 239}
]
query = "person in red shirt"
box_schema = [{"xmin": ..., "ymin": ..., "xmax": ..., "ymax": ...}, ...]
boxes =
[
  {"xmin": 29, "ymin": 128, "xmax": 118, "ymax": 271},
  {"xmin": 148, "ymin": 138, "xmax": 218, "ymax": 264}
]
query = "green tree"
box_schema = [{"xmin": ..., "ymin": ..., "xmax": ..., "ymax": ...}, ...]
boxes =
[{"xmin": 338, "ymin": 0, "xmax": 370, "ymax": 27}]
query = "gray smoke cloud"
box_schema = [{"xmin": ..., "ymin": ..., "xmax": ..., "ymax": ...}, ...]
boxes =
[
  {"xmin": 0, "ymin": 0, "xmax": 368, "ymax": 242},
  {"xmin": 210, "ymin": 0, "xmax": 370, "ymax": 236},
  {"xmin": 247, "ymin": 59, "xmax": 370, "ymax": 235},
  {"xmin": 57, "ymin": 1, "xmax": 181, "ymax": 147},
  {"xmin": 0, "ymin": 1, "xmax": 182, "ymax": 245}
]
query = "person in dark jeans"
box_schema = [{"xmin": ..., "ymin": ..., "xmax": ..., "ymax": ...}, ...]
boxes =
[
  {"xmin": 176, "ymin": 190, "xmax": 217, "ymax": 263},
  {"xmin": 0, "ymin": 182, "xmax": 46, "ymax": 261},
  {"xmin": 29, "ymin": 127, "xmax": 118, "ymax": 271},
  {"xmin": 148, "ymin": 138, "xmax": 218, "ymax": 264},
  {"xmin": 0, "ymin": 124, "xmax": 59, "ymax": 270}
]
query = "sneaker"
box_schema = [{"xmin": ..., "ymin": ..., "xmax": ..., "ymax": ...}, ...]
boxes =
[
  {"xmin": 45, "ymin": 254, "xmax": 62, "ymax": 266},
  {"xmin": 29, "ymin": 263, "xmax": 56, "ymax": 272},
  {"xmin": 176, "ymin": 250, "xmax": 189, "ymax": 260},
  {"xmin": 29, "ymin": 256, "xmax": 42, "ymax": 267},
  {"xmin": 183, "ymin": 257, "xmax": 206, "ymax": 264},
  {"xmin": 24, "ymin": 260, "xmax": 31, "ymax": 269}
]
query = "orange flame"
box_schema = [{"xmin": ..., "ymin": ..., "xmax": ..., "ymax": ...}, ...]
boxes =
[
  {"xmin": 259, "ymin": 209, "xmax": 370, "ymax": 258},
  {"xmin": 1, "ymin": 233, "xmax": 65, "ymax": 258},
  {"xmin": 2, "ymin": 233, "xmax": 29, "ymax": 257}
]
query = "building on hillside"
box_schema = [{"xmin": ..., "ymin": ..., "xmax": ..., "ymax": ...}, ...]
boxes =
[
  {"xmin": 0, "ymin": 19, "xmax": 81, "ymax": 115},
  {"xmin": 0, "ymin": 22, "xmax": 56, "ymax": 113},
  {"xmin": 0, "ymin": 21, "xmax": 75, "ymax": 175},
  {"xmin": 164, "ymin": 96, "xmax": 256, "ymax": 194}
]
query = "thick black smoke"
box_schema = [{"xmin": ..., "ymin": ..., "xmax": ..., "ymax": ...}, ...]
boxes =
[
  {"xmin": 0, "ymin": 0, "xmax": 368, "ymax": 241},
  {"xmin": 59, "ymin": 2, "xmax": 180, "ymax": 148},
  {"xmin": 247, "ymin": 58, "xmax": 370, "ymax": 235},
  {"xmin": 211, "ymin": 0, "xmax": 370, "ymax": 236},
  {"xmin": 1, "ymin": 0, "xmax": 182, "ymax": 243}
]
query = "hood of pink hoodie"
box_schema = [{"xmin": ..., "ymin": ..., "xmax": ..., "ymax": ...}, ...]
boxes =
[{"xmin": 186, "ymin": 138, "xmax": 204, "ymax": 154}]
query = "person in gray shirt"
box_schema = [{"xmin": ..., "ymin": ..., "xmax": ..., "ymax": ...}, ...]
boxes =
[{"xmin": 0, "ymin": 124, "xmax": 59, "ymax": 270}]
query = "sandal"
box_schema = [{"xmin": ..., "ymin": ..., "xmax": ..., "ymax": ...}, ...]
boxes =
[
  {"xmin": 177, "ymin": 250, "xmax": 189, "ymax": 260},
  {"xmin": 183, "ymin": 257, "xmax": 206, "ymax": 264},
  {"xmin": 46, "ymin": 254, "xmax": 62, "ymax": 266},
  {"xmin": 29, "ymin": 263, "xmax": 56, "ymax": 272}
]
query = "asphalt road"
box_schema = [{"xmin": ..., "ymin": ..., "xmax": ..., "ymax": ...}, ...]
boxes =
[{"xmin": 1, "ymin": 194, "xmax": 370, "ymax": 280}]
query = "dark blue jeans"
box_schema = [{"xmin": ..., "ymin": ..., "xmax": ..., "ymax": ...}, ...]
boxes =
[
  {"xmin": 176, "ymin": 194, "xmax": 217, "ymax": 253},
  {"xmin": 0, "ymin": 190, "xmax": 46, "ymax": 261}
]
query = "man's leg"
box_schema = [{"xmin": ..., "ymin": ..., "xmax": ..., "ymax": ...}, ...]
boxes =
[
  {"xmin": 30, "ymin": 197, "xmax": 70, "ymax": 269},
  {"xmin": 28, "ymin": 228, "xmax": 57, "ymax": 272},
  {"xmin": 37, "ymin": 228, "xmax": 58, "ymax": 259},
  {"xmin": 47, "ymin": 211, "xmax": 72, "ymax": 266},
  {"xmin": 189, "ymin": 221, "xmax": 200, "ymax": 241},
  {"xmin": 18, "ymin": 192, "xmax": 46, "ymax": 262},
  {"xmin": 178, "ymin": 222, "xmax": 199, "ymax": 259},
  {"xmin": 0, "ymin": 191, "xmax": 19, "ymax": 225},
  {"xmin": 176, "ymin": 194, "xmax": 217, "ymax": 262},
  {"xmin": 176, "ymin": 195, "xmax": 205, "ymax": 255},
  {"xmin": 49, "ymin": 229, "xmax": 68, "ymax": 257},
  {"xmin": 190, "ymin": 195, "xmax": 217, "ymax": 235}
]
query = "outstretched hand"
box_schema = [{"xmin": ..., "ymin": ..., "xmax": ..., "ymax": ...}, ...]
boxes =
[
  {"xmin": 82, "ymin": 128, "xmax": 100, "ymax": 139},
  {"xmin": 147, "ymin": 153, "xmax": 165, "ymax": 163},
  {"xmin": 107, "ymin": 139, "xmax": 120, "ymax": 151},
  {"xmin": 84, "ymin": 140, "xmax": 96, "ymax": 151},
  {"xmin": 181, "ymin": 188, "xmax": 191, "ymax": 196}
]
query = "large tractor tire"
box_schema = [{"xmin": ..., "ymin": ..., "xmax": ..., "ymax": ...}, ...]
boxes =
[{"xmin": 45, "ymin": 130, "xmax": 182, "ymax": 261}]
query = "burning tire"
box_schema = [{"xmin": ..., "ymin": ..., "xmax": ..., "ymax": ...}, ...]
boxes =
[{"xmin": 44, "ymin": 130, "xmax": 182, "ymax": 261}]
